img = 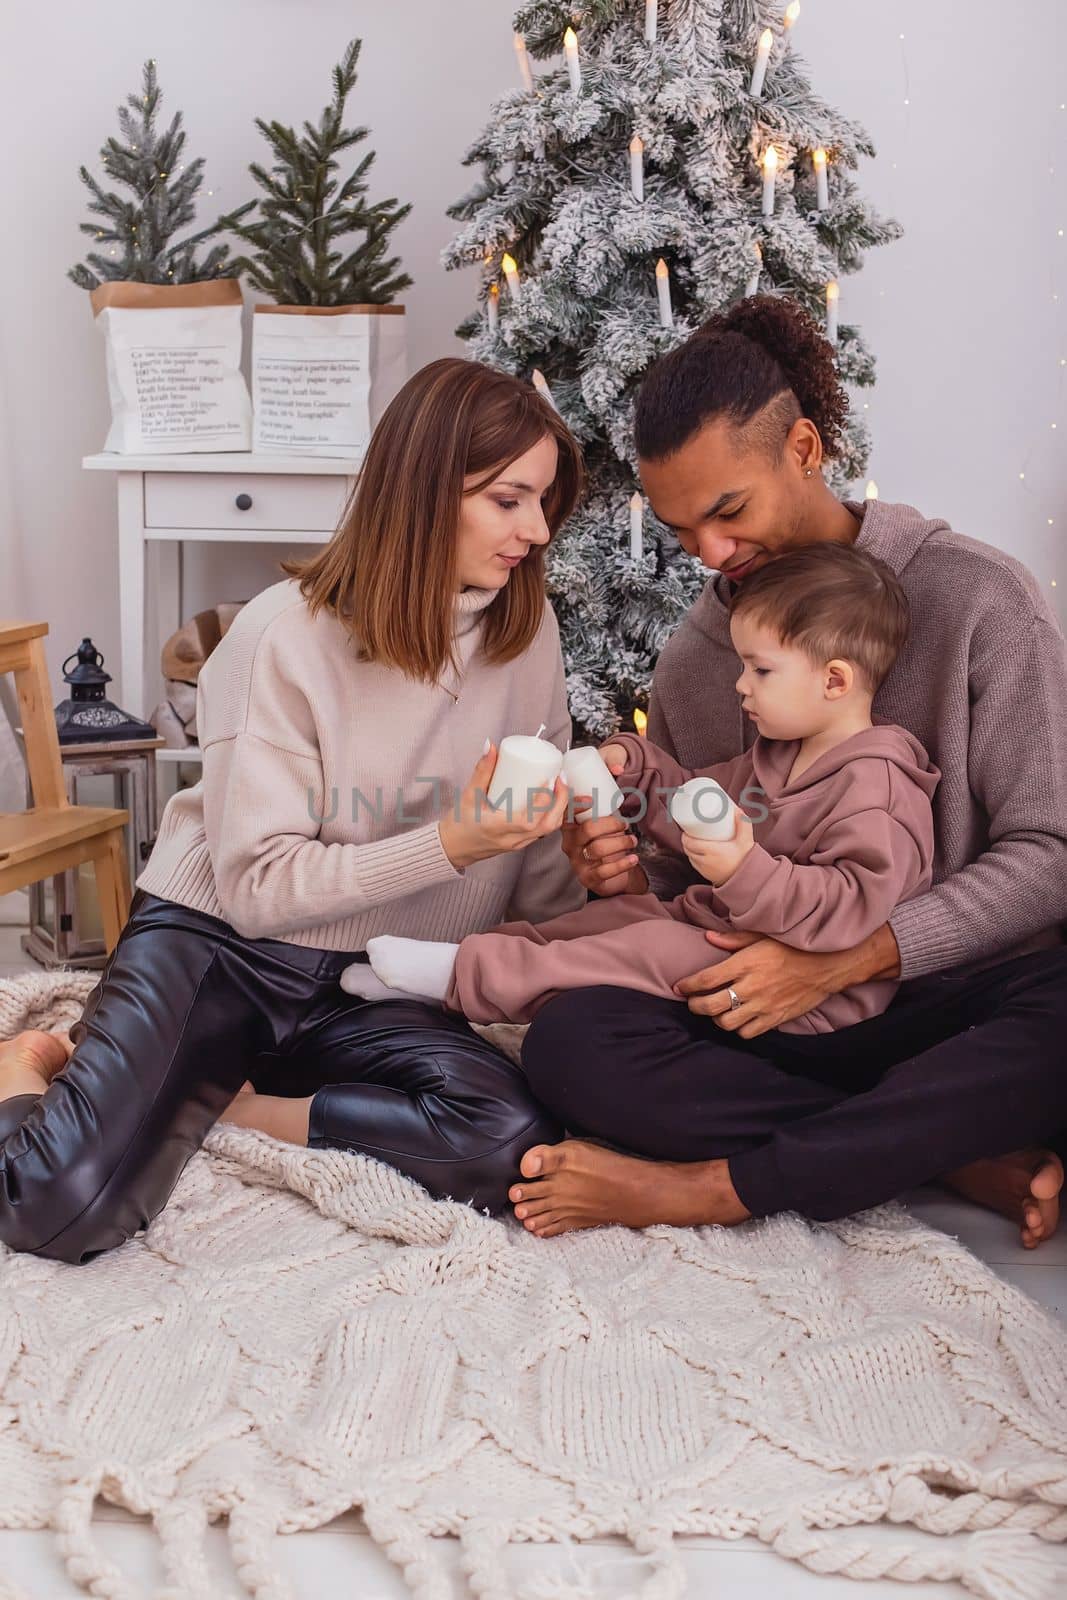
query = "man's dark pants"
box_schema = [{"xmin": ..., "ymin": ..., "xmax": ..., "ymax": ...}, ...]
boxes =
[{"xmin": 519, "ymin": 945, "xmax": 1067, "ymax": 1220}]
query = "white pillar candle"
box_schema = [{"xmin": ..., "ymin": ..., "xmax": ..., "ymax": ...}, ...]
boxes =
[
  {"xmin": 629, "ymin": 135, "xmax": 645, "ymax": 201},
  {"xmin": 564, "ymin": 27, "xmax": 582, "ymax": 94},
  {"xmin": 513, "ymin": 32, "xmax": 534, "ymax": 92},
  {"xmin": 629, "ymin": 491, "xmax": 644, "ymax": 560},
  {"xmin": 645, "ymin": 0, "xmax": 658, "ymax": 43},
  {"xmin": 825, "ymin": 279, "xmax": 839, "ymax": 342},
  {"xmin": 655, "ymin": 258, "xmax": 673, "ymax": 327},
  {"xmin": 745, "ymin": 241, "xmax": 763, "ymax": 296},
  {"xmin": 669, "ymin": 777, "xmax": 737, "ymax": 841},
  {"xmin": 531, "ymin": 368, "xmax": 559, "ymax": 411},
  {"xmin": 562, "ymin": 746, "xmax": 625, "ymax": 822},
  {"xmin": 487, "ymin": 734, "xmax": 564, "ymax": 811},
  {"xmin": 761, "ymin": 146, "xmax": 778, "ymax": 217},
  {"xmin": 750, "ymin": 28, "xmax": 773, "ymax": 97},
  {"xmin": 486, "ymin": 282, "xmax": 499, "ymax": 333},
  {"xmin": 783, "ymin": 1, "xmax": 801, "ymax": 32},
  {"xmin": 813, "ymin": 147, "xmax": 829, "ymax": 211},
  {"xmin": 502, "ymin": 252, "xmax": 520, "ymax": 298}
]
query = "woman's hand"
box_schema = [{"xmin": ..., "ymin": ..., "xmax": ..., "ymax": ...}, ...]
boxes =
[{"xmin": 439, "ymin": 742, "xmax": 572, "ymax": 869}]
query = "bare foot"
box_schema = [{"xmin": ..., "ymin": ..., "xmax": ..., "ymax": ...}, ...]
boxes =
[
  {"xmin": 508, "ymin": 1137, "xmax": 751, "ymax": 1238},
  {"xmin": 942, "ymin": 1148, "xmax": 1064, "ymax": 1249},
  {"xmin": 217, "ymin": 1082, "xmax": 313, "ymax": 1145},
  {"xmin": 0, "ymin": 1028, "xmax": 76, "ymax": 1101}
]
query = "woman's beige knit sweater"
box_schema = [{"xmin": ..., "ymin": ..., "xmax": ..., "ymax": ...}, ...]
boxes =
[{"xmin": 136, "ymin": 578, "xmax": 587, "ymax": 950}]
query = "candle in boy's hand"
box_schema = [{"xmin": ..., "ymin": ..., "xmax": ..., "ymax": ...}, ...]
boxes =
[
  {"xmin": 670, "ymin": 777, "xmax": 737, "ymax": 841},
  {"xmin": 487, "ymin": 734, "xmax": 564, "ymax": 813},
  {"xmin": 562, "ymin": 746, "xmax": 625, "ymax": 822}
]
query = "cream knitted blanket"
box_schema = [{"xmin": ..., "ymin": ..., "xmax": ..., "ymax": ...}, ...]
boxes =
[{"xmin": 0, "ymin": 970, "xmax": 1065, "ymax": 1600}]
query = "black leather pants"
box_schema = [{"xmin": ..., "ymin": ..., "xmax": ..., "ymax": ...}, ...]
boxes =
[{"xmin": 0, "ymin": 889, "xmax": 561, "ymax": 1265}]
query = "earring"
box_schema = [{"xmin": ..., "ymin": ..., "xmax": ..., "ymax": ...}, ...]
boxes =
[{"xmin": 804, "ymin": 468, "xmax": 814, "ymax": 478}]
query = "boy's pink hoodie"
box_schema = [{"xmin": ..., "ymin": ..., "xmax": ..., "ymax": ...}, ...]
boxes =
[{"xmin": 611, "ymin": 723, "xmax": 941, "ymax": 1030}]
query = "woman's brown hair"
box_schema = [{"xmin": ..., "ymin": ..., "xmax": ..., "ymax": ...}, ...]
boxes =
[{"xmin": 281, "ymin": 357, "xmax": 584, "ymax": 682}]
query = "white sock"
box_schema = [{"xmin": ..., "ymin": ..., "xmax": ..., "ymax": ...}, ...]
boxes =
[
  {"xmin": 339, "ymin": 962, "xmax": 432, "ymax": 1006},
  {"xmin": 366, "ymin": 935, "xmax": 459, "ymax": 1002}
]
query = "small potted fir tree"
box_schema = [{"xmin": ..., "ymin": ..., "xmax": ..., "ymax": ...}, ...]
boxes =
[
  {"xmin": 70, "ymin": 60, "xmax": 255, "ymax": 454},
  {"xmin": 219, "ymin": 38, "xmax": 412, "ymax": 459}
]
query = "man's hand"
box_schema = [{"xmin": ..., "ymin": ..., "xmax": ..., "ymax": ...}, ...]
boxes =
[
  {"xmin": 673, "ymin": 923, "xmax": 902, "ymax": 1037},
  {"xmin": 679, "ymin": 809, "xmax": 754, "ymax": 886},
  {"xmin": 562, "ymin": 796, "xmax": 649, "ymax": 896}
]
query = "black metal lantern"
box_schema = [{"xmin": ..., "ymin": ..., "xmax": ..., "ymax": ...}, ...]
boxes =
[{"xmin": 53, "ymin": 638, "xmax": 157, "ymax": 745}]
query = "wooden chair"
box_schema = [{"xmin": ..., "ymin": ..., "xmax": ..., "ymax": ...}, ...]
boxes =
[{"xmin": 0, "ymin": 621, "xmax": 131, "ymax": 953}]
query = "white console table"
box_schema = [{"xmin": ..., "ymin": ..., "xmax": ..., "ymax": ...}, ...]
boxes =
[{"xmin": 83, "ymin": 452, "xmax": 361, "ymax": 725}]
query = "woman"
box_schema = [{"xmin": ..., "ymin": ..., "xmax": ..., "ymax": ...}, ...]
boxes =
[{"xmin": 0, "ymin": 357, "xmax": 595, "ymax": 1265}]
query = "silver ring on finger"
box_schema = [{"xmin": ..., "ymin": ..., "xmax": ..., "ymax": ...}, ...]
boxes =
[{"xmin": 728, "ymin": 986, "xmax": 743, "ymax": 1011}]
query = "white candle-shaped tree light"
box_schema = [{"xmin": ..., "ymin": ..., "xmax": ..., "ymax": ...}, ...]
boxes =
[
  {"xmin": 531, "ymin": 368, "xmax": 559, "ymax": 411},
  {"xmin": 813, "ymin": 146, "xmax": 829, "ymax": 210},
  {"xmin": 644, "ymin": 0, "xmax": 658, "ymax": 43},
  {"xmin": 629, "ymin": 491, "xmax": 644, "ymax": 560},
  {"xmin": 761, "ymin": 145, "xmax": 779, "ymax": 217},
  {"xmin": 750, "ymin": 28, "xmax": 773, "ymax": 97},
  {"xmin": 745, "ymin": 241, "xmax": 763, "ymax": 296},
  {"xmin": 487, "ymin": 281, "xmax": 499, "ymax": 333},
  {"xmin": 655, "ymin": 258, "xmax": 673, "ymax": 327},
  {"xmin": 825, "ymin": 279, "xmax": 840, "ymax": 342},
  {"xmin": 564, "ymin": 27, "xmax": 582, "ymax": 94},
  {"xmin": 513, "ymin": 33, "xmax": 534, "ymax": 92},
  {"xmin": 783, "ymin": 2, "xmax": 801, "ymax": 32},
  {"xmin": 629, "ymin": 135, "xmax": 644, "ymax": 201},
  {"xmin": 502, "ymin": 252, "xmax": 520, "ymax": 298}
]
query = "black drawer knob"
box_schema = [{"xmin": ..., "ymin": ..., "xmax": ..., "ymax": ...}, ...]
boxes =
[{"xmin": 235, "ymin": 493, "xmax": 253, "ymax": 511}]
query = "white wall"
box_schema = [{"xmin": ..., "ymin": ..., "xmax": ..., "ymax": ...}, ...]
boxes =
[{"xmin": 1, "ymin": 0, "xmax": 1063, "ymax": 707}]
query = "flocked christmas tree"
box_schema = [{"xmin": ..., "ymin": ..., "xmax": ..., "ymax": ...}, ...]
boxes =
[
  {"xmin": 219, "ymin": 39, "xmax": 412, "ymax": 305},
  {"xmin": 69, "ymin": 60, "xmax": 251, "ymax": 289},
  {"xmin": 444, "ymin": 0, "xmax": 901, "ymax": 741}
]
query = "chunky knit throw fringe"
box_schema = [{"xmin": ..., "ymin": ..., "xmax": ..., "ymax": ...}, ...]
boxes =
[{"xmin": 0, "ymin": 970, "xmax": 1065, "ymax": 1600}]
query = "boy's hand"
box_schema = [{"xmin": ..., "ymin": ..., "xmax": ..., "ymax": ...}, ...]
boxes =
[{"xmin": 679, "ymin": 808, "xmax": 754, "ymax": 886}]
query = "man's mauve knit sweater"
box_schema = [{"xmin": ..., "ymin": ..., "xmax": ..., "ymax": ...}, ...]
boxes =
[
  {"xmin": 136, "ymin": 579, "xmax": 587, "ymax": 949},
  {"xmin": 644, "ymin": 498, "xmax": 1067, "ymax": 980}
]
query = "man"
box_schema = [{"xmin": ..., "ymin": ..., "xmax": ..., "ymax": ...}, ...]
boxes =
[{"xmin": 508, "ymin": 297, "xmax": 1067, "ymax": 1246}]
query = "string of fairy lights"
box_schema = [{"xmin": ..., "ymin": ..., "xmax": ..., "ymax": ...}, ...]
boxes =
[{"xmin": 487, "ymin": 5, "xmax": 1064, "ymax": 598}]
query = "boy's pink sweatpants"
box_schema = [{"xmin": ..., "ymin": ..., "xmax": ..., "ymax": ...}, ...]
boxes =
[{"xmin": 443, "ymin": 892, "xmax": 730, "ymax": 1025}]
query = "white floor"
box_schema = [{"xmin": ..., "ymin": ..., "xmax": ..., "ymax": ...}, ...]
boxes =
[{"xmin": 1, "ymin": 888, "xmax": 1065, "ymax": 1599}]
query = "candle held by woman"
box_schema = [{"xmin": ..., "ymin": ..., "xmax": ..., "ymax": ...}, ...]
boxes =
[
  {"xmin": 750, "ymin": 28, "xmax": 773, "ymax": 97},
  {"xmin": 655, "ymin": 258, "xmax": 673, "ymax": 328},
  {"xmin": 564, "ymin": 27, "xmax": 582, "ymax": 94},
  {"xmin": 629, "ymin": 135, "xmax": 645, "ymax": 201},
  {"xmin": 486, "ymin": 734, "xmax": 565, "ymax": 814},
  {"xmin": 813, "ymin": 147, "xmax": 829, "ymax": 211},
  {"xmin": 761, "ymin": 146, "xmax": 779, "ymax": 217}
]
